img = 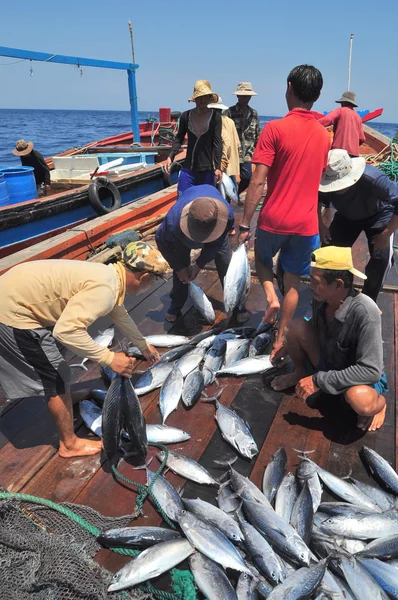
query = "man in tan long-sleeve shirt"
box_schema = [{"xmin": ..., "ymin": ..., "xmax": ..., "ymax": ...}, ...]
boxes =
[{"xmin": 0, "ymin": 241, "xmax": 168, "ymax": 458}]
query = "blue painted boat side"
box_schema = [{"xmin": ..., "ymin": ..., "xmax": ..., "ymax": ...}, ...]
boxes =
[{"xmin": 0, "ymin": 173, "xmax": 173, "ymax": 251}]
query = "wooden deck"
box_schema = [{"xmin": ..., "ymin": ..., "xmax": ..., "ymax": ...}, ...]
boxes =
[{"xmin": 1, "ymin": 207, "xmax": 398, "ymax": 579}]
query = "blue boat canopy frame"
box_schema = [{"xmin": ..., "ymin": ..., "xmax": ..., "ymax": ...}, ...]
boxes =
[{"xmin": 0, "ymin": 45, "xmax": 141, "ymax": 143}]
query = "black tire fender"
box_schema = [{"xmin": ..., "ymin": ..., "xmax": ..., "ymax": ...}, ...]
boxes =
[{"xmin": 88, "ymin": 177, "xmax": 122, "ymax": 215}]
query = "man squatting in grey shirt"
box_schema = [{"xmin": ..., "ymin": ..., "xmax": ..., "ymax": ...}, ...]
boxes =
[{"xmin": 271, "ymin": 245, "xmax": 387, "ymax": 433}]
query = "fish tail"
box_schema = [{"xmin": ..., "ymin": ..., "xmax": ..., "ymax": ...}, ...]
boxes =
[
  {"xmin": 131, "ymin": 456, "xmax": 154, "ymax": 471},
  {"xmin": 213, "ymin": 456, "xmax": 238, "ymax": 467},
  {"xmin": 292, "ymin": 447, "xmax": 316, "ymax": 457},
  {"xmin": 70, "ymin": 362, "xmax": 86, "ymax": 370}
]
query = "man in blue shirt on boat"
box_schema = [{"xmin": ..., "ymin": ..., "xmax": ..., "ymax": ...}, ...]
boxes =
[{"xmin": 156, "ymin": 184, "xmax": 249, "ymax": 323}]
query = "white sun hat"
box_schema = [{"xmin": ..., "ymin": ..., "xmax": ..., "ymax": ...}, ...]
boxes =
[
  {"xmin": 319, "ymin": 149, "xmax": 366, "ymax": 193},
  {"xmin": 207, "ymin": 96, "xmax": 229, "ymax": 111}
]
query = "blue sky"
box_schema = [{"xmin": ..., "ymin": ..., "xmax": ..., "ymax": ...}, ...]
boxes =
[{"xmin": 1, "ymin": 0, "xmax": 397, "ymax": 122}]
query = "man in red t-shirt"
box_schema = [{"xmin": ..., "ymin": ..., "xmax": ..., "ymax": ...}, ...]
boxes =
[
  {"xmin": 238, "ymin": 64, "xmax": 330, "ymax": 362},
  {"xmin": 318, "ymin": 91, "xmax": 365, "ymax": 157}
]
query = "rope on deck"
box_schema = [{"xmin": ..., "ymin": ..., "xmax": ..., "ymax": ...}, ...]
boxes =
[
  {"xmin": 0, "ymin": 442, "xmax": 196, "ymax": 600},
  {"xmin": 364, "ymin": 136, "xmax": 398, "ymax": 181}
]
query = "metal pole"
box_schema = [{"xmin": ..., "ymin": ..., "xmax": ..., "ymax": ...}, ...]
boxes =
[
  {"xmin": 127, "ymin": 21, "xmax": 140, "ymax": 144},
  {"xmin": 128, "ymin": 69, "xmax": 140, "ymax": 144},
  {"xmin": 128, "ymin": 21, "xmax": 135, "ymax": 65},
  {"xmin": 347, "ymin": 33, "xmax": 354, "ymax": 91}
]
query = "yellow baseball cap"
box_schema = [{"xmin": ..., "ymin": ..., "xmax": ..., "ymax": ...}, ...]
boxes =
[{"xmin": 311, "ymin": 246, "xmax": 367, "ymax": 279}]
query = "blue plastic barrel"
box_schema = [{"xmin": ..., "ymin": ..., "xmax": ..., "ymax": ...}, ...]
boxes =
[
  {"xmin": 0, "ymin": 166, "xmax": 37, "ymax": 204},
  {"xmin": 0, "ymin": 173, "xmax": 9, "ymax": 207}
]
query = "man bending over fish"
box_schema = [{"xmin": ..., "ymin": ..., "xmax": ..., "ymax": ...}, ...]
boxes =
[
  {"xmin": 271, "ymin": 246, "xmax": 388, "ymax": 432},
  {"xmin": 156, "ymin": 184, "xmax": 249, "ymax": 323},
  {"xmin": 238, "ymin": 65, "xmax": 331, "ymax": 362},
  {"xmin": 0, "ymin": 242, "xmax": 165, "ymax": 458}
]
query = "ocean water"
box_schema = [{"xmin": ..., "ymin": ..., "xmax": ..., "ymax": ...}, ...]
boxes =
[{"xmin": 0, "ymin": 108, "xmax": 396, "ymax": 166}]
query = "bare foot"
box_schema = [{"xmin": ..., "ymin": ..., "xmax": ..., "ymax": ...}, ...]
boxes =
[
  {"xmin": 272, "ymin": 371, "xmax": 303, "ymax": 391},
  {"xmin": 357, "ymin": 404, "xmax": 386, "ymax": 432},
  {"xmin": 59, "ymin": 437, "xmax": 102, "ymax": 458},
  {"xmin": 263, "ymin": 301, "xmax": 280, "ymax": 325}
]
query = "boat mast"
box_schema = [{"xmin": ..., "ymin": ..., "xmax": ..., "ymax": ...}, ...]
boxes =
[
  {"xmin": 347, "ymin": 33, "xmax": 354, "ymax": 91},
  {"xmin": 127, "ymin": 21, "xmax": 140, "ymax": 144}
]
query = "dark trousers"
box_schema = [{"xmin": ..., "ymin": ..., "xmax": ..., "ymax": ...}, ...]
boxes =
[
  {"xmin": 177, "ymin": 168, "xmax": 216, "ymax": 198},
  {"xmin": 168, "ymin": 236, "xmax": 232, "ymax": 315},
  {"xmin": 238, "ymin": 162, "xmax": 253, "ymax": 195},
  {"xmin": 329, "ymin": 211, "xmax": 394, "ymax": 302}
]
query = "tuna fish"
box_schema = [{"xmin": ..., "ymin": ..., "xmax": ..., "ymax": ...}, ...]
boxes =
[
  {"xmin": 236, "ymin": 573, "xmax": 258, "ymax": 600},
  {"xmin": 229, "ymin": 467, "xmax": 273, "ymax": 510},
  {"xmin": 238, "ymin": 514, "xmax": 286, "ymax": 584},
  {"xmin": 224, "ymin": 339, "xmax": 251, "ymax": 368},
  {"xmin": 241, "ymin": 497, "xmax": 311, "ymax": 567},
  {"xmin": 144, "ymin": 334, "xmax": 191, "ymax": 347},
  {"xmin": 158, "ymin": 343, "xmax": 193, "ymax": 364},
  {"xmin": 360, "ymin": 446, "xmax": 398, "ymax": 495},
  {"xmin": 79, "ymin": 399, "xmax": 102, "ymax": 437},
  {"xmin": 262, "ymin": 447, "xmax": 287, "ymax": 502},
  {"xmin": 266, "ymin": 560, "xmax": 328, "ymax": 600},
  {"xmin": 146, "ymin": 469, "xmax": 183, "ymax": 522},
  {"xmin": 338, "ymin": 554, "xmax": 390, "ymax": 600},
  {"xmin": 204, "ymin": 338, "xmax": 227, "ymax": 373},
  {"xmin": 217, "ymin": 355, "xmax": 273, "ymax": 377},
  {"xmin": 184, "ymin": 497, "xmax": 242, "ymax": 542},
  {"xmin": 178, "ymin": 510, "xmax": 251, "ymax": 573},
  {"xmin": 120, "ymin": 377, "xmax": 147, "ymax": 462},
  {"xmin": 206, "ymin": 398, "xmax": 258, "ymax": 459},
  {"xmin": 157, "ymin": 450, "xmax": 218, "ymax": 486},
  {"xmin": 107, "ymin": 538, "xmax": 195, "ymax": 591},
  {"xmin": 189, "ymin": 553, "xmax": 238, "ymax": 600},
  {"xmin": 97, "ymin": 526, "xmax": 181, "ymax": 548},
  {"xmin": 135, "ymin": 361, "xmax": 175, "ymax": 396},
  {"xmin": 176, "ymin": 347, "xmax": 206, "ymax": 377},
  {"xmin": 357, "ymin": 557, "xmax": 398, "ymax": 599},
  {"xmin": 145, "ymin": 424, "xmax": 190, "ymax": 444},
  {"xmin": 358, "ymin": 534, "xmax": 398, "ymax": 560},
  {"xmin": 224, "ymin": 244, "xmax": 250, "ymax": 314},
  {"xmin": 275, "ymin": 472, "xmax": 299, "ymax": 524},
  {"xmin": 102, "ymin": 375, "xmax": 124, "ymax": 461},
  {"xmin": 159, "ymin": 367, "xmax": 184, "ymax": 423},
  {"xmin": 181, "ymin": 369, "xmax": 205, "ymax": 409},
  {"xmin": 290, "ymin": 480, "xmax": 314, "ymax": 545},
  {"xmin": 71, "ymin": 327, "xmax": 114, "ymax": 370},
  {"xmin": 189, "ymin": 281, "xmax": 216, "ymax": 324},
  {"xmin": 296, "ymin": 458, "xmax": 323, "ymax": 512}
]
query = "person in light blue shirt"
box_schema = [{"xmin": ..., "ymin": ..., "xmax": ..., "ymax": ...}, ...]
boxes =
[{"xmin": 156, "ymin": 184, "xmax": 249, "ymax": 323}]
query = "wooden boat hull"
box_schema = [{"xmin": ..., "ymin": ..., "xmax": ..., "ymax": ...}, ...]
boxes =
[{"xmin": 0, "ymin": 159, "xmax": 180, "ymax": 259}]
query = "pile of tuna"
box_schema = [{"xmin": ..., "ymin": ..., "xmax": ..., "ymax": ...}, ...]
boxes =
[
  {"xmin": 80, "ymin": 323, "xmax": 277, "ymax": 464},
  {"xmin": 97, "ymin": 445, "xmax": 398, "ymax": 598}
]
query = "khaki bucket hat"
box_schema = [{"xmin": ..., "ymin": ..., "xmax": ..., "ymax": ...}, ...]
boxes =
[
  {"xmin": 319, "ymin": 149, "xmax": 366, "ymax": 193},
  {"xmin": 180, "ymin": 196, "xmax": 229, "ymax": 243},
  {"xmin": 12, "ymin": 139, "xmax": 34, "ymax": 156},
  {"xmin": 336, "ymin": 91, "xmax": 358, "ymax": 107},
  {"xmin": 189, "ymin": 80, "xmax": 219, "ymax": 103},
  {"xmin": 233, "ymin": 82, "xmax": 257, "ymax": 96}
]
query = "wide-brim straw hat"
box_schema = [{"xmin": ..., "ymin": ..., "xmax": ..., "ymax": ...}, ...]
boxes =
[
  {"xmin": 319, "ymin": 149, "xmax": 366, "ymax": 193},
  {"xmin": 180, "ymin": 196, "xmax": 229, "ymax": 243},
  {"xmin": 189, "ymin": 80, "xmax": 219, "ymax": 103},
  {"xmin": 207, "ymin": 96, "xmax": 229, "ymax": 111},
  {"xmin": 335, "ymin": 91, "xmax": 358, "ymax": 107},
  {"xmin": 12, "ymin": 139, "xmax": 34, "ymax": 156},
  {"xmin": 233, "ymin": 82, "xmax": 257, "ymax": 96}
]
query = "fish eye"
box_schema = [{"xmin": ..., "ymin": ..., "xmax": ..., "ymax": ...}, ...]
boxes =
[{"xmin": 300, "ymin": 552, "xmax": 306, "ymax": 559}]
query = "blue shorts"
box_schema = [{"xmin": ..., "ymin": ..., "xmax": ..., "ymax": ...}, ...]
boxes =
[{"xmin": 255, "ymin": 228, "xmax": 320, "ymax": 277}]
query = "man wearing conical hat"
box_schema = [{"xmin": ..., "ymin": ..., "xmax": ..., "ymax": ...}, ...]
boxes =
[
  {"xmin": 0, "ymin": 242, "xmax": 166, "ymax": 458},
  {"xmin": 225, "ymin": 82, "xmax": 261, "ymax": 195},
  {"xmin": 166, "ymin": 80, "xmax": 222, "ymax": 197},
  {"xmin": 318, "ymin": 91, "xmax": 366, "ymax": 157}
]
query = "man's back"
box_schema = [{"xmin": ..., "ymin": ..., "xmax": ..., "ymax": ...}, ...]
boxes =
[
  {"xmin": 253, "ymin": 108, "xmax": 330, "ymax": 236},
  {"xmin": 319, "ymin": 107, "xmax": 365, "ymax": 156}
]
